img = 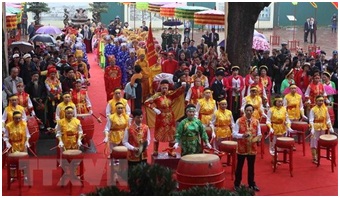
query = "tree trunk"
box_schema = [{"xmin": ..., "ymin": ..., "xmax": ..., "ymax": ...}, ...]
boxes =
[{"xmin": 226, "ymin": 2, "xmax": 270, "ymax": 76}]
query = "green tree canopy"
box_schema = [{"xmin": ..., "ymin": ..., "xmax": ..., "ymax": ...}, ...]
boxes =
[{"xmin": 26, "ymin": 2, "xmax": 50, "ymax": 25}]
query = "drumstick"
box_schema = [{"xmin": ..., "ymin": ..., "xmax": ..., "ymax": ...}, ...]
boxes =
[
  {"xmin": 28, "ymin": 147, "xmax": 38, "ymax": 157},
  {"xmin": 2, "ymin": 147, "xmax": 10, "ymax": 155},
  {"xmin": 92, "ymin": 114, "xmax": 102, "ymax": 123},
  {"xmin": 96, "ymin": 141, "xmax": 106, "ymax": 147},
  {"xmin": 305, "ymin": 133, "xmax": 312, "ymax": 140},
  {"xmin": 81, "ymin": 144, "xmax": 90, "ymax": 149},
  {"xmin": 50, "ymin": 146, "xmax": 58, "ymax": 151},
  {"xmin": 99, "ymin": 113, "xmax": 107, "ymax": 119},
  {"xmin": 210, "ymin": 137, "xmax": 215, "ymax": 144},
  {"xmin": 34, "ymin": 116, "xmax": 43, "ymax": 125},
  {"xmin": 265, "ymin": 133, "xmax": 271, "ymax": 139}
]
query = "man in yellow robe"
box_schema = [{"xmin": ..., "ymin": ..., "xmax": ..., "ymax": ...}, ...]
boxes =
[
  {"xmin": 2, "ymin": 95, "xmax": 27, "ymax": 132},
  {"xmin": 241, "ymin": 86, "xmax": 266, "ymax": 121},
  {"xmin": 105, "ymin": 88, "xmax": 131, "ymax": 118},
  {"xmin": 135, "ymin": 54, "xmax": 151, "ymax": 102}
]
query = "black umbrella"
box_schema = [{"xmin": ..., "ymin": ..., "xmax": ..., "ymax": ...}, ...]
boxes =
[
  {"xmin": 9, "ymin": 41, "xmax": 34, "ymax": 53},
  {"xmin": 30, "ymin": 34, "xmax": 57, "ymax": 44},
  {"xmin": 162, "ymin": 20, "xmax": 183, "ymax": 27}
]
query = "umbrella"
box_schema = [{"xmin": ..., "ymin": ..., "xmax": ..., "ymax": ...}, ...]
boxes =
[
  {"xmin": 175, "ymin": 6, "xmax": 210, "ymax": 20},
  {"xmin": 175, "ymin": 6, "xmax": 209, "ymax": 39},
  {"xmin": 283, "ymin": 87, "xmax": 303, "ymax": 96},
  {"xmin": 9, "ymin": 41, "xmax": 34, "ymax": 53},
  {"xmin": 162, "ymin": 20, "xmax": 183, "ymax": 26},
  {"xmin": 254, "ymin": 30, "xmax": 267, "ymax": 41},
  {"xmin": 324, "ymin": 84, "xmax": 337, "ymax": 95},
  {"xmin": 218, "ymin": 35, "xmax": 270, "ymax": 51},
  {"xmin": 30, "ymin": 34, "xmax": 57, "ymax": 44},
  {"xmin": 252, "ymin": 36, "xmax": 270, "ymax": 51},
  {"xmin": 194, "ymin": 10, "xmax": 225, "ymax": 25},
  {"xmin": 6, "ymin": 3, "xmax": 22, "ymax": 8},
  {"xmin": 136, "ymin": 2, "xmax": 149, "ymax": 10},
  {"xmin": 6, "ymin": 6, "xmax": 21, "ymax": 14},
  {"xmin": 148, "ymin": 2, "xmax": 170, "ymax": 13},
  {"xmin": 160, "ymin": 3, "xmax": 185, "ymax": 17},
  {"xmin": 36, "ymin": 26, "xmax": 62, "ymax": 35}
]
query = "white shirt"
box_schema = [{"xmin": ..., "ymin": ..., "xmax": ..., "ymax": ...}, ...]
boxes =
[
  {"xmin": 122, "ymin": 122, "xmax": 151, "ymax": 151},
  {"xmin": 232, "ymin": 77, "xmax": 241, "ymax": 96},
  {"xmin": 232, "ymin": 117, "xmax": 261, "ymax": 139}
]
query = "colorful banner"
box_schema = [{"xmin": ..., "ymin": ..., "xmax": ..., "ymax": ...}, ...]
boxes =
[
  {"xmin": 310, "ymin": 2, "xmax": 317, "ymax": 8},
  {"xmin": 146, "ymin": 22, "xmax": 157, "ymax": 68}
]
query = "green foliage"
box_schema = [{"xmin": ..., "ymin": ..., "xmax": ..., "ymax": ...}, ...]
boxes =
[
  {"xmin": 170, "ymin": 184, "xmax": 255, "ymax": 196},
  {"xmin": 88, "ymin": 2, "xmax": 109, "ymax": 14},
  {"xmin": 88, "ymin": 2, "xmax": 109, "ymax": 23},
  {"xmin": 26, "ymin": 2, "xmax": 50, "ymax": 25},
  {"xmin": 86, "ymin": 185, "xmax": 129, "ymax": 196},
  {"xmin": 128, "ymin": 163, "xmax": 177, "ymax": 196}
]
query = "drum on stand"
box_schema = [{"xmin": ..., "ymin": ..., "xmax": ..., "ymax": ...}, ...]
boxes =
[
  {"xmin": 176, "ymin": 153, "xmax": 225, "ymax": 190},
  {"xmin": 219, "ymin": 141, "xmax": 237, "ymax": 152},
  {"xmin": 77, "ymin": 114, "xmax": 94, "ymax": 147},
  {"xmin": 111, "ymin": 146, "xmax": 128, "ymax": 159},
  {"xmin": 276, "ymin": 137, "xmax": 295, "ymax": 148},
  {"xmin": 319, "ymin": 134, "xmax": 337, "ymax": 147},
  {"xmin": 291, "ymin": 121, "xmax": 309, "ymax": 132},
  {"xmin": 27, "ymin": 116, "xmax": 40, "ymax": 154}
]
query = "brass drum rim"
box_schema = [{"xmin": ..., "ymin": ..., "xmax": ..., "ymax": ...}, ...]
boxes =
[
  {"xmin": 221, "ymin": 141, "xmax": 237, "ymax": 146},
  {"xmin": 112, "ymin": 146, "xmax": 128, "ymax": 152},
  {"xmin": 181, "ymin": 154, "xmax": 219, "ymax": 163},
  {"xmin": 8, "ymin": 152, "xmax": 28, "ymax": 157},
  {"xmin": 62, "ymin": 149, "xmax": 82, "ymax": 155},
  {"xmin": 320, "ymin": 134, "xmax": 337, "ymax": 141}
]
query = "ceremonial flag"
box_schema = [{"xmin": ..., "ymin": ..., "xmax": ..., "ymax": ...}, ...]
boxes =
[
  {"xmin": 332, "ymin": 2, "xmax": 338, "ymax": 9},
  {"xmin": 146, "ymin": 22, "xmax": 157, "ymax": 68},
  {"xmin": 310, "ymin": 2, "xmax": 317, "ymax": 8}
]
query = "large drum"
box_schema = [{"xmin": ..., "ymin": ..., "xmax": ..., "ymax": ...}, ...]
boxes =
[
  {"xmin": 111, "ymin": 146, "xmax": 128, "ymax": 159},
  {"xmin": 27, "ymin": 116, "xmax": 40, "ymax": 151},
  {"xmin": 77, "ymin": 114, "xmax": 94, "ymax": 147},
  {"xmin": 8, "ymin": 152, "xmax": 29, "ymax": 159},
  {"xmin": 219, "ymin": 141, "xmax": 237, "ymax": 152},
  {"xmin": 152, "ymin": 73, "xmax": 175, "ymax": 92},
  {"xmin": 276, "ymin": 137, "xmax": 295, "ymax": 148},
  {"xmin": 319, "ymin": 134, "xmax": 338, "ymax": 147},
  {"xmin": 62, "ymin": 149, "xmax": 83, "ymax": 161},
  {"xmin": 176, "ymin": 154, "xmax": 225, "ymax": 190},
  {"xmin": 291, "ymin": 121, "xmax": 309, "ymax": 132},
  {"xmin": 328, "ymin": 106, "xmax": 335, "ymax": 126}
]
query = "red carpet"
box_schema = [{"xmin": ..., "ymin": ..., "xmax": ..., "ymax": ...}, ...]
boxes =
[{"xmin": 2, "ymin": 53, "xmax": 338, "ymax": 196}]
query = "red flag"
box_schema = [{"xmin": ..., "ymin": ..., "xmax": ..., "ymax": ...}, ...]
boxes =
[
  {"xmin": 146, "ymin": 22, "xmax": 157, "ymax": 68},
  {"xmin": 332, "ymin": 2, "xmax": 338, "ymax": 9}
]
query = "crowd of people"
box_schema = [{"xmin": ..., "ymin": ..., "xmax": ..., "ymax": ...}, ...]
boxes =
[{"xmin": 2, "ymin": 16, "xmax": 338, "ymax": 191}]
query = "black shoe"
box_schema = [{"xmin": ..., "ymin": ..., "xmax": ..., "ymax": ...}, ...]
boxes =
[{"xmin": 249, "ymin": 185, "xmax": 260, "ymax": 192}]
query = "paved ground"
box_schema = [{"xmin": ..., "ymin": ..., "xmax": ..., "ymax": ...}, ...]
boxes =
[{"xmin": 152, "ymin": 26, "xmax": 338, "ymax": 57}]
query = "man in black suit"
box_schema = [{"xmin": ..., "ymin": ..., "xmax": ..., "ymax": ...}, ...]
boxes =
[
  {"xmin": 304, "ymin": 18, "xmax": 310, "ymax": 43},
  {"xmin": 208, "ymin": 28, "xmax": 219, "ymax": 49}
]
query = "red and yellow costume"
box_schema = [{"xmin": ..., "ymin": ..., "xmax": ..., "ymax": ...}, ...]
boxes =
[
  {"xmin": 104, "ymin": 57, "xmax": 122, "ymax": 101},
  {"xmin": 196, "ymin": 93, "xmax": 217, "ymax": 126},
  {"xmin": 125, "ymin": 123, "xmax": 149, "ymax": 162},
  {"xmin": 71, "ymin": 89, "xmax": 92, "ymax": 114},
  {"xmin": 241, "ymin": 94, "xmax": 264, "ymax": 120},
  {"xmin": 234, "ymin": 116, "xmax": 260, "ymax": 155},
  {"xmin": 145, "ymin": 86, "xmax": 184, "ymax": 142},
  {"xmin": 135, "ymin": 57, "xmax": 151, "ymax": 101},
  {"xmin": 283, "ymin": 91, "xmax": 304, "ymax": 120},
  {"xmin": 55, "ymin": 116, "xmax": 83, "ymax": 150},
  {"xmin": 210, "ymin": 102, "xmax": 234, "ymax": 139},
  {"xmin": 305, "ymin": 82, "xmax": 326, "ymax": 107},
  {"xmin": 16, "ymin": 90, "xmax": 33, "ymax": 116},
  {"xmin": 4, "ymin": 119, "xmax": 30, "ymax": 153},
  {"xmin": 185, "ymin": 85, "xmax": 204, "ymax": 105},
  {"xmin": 104, "ymin": 112, "xmax": 129, "ymax": 145},
  {"xmin": 55, "ymin": 100, "xmax": 77, "ymax": 121}
]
